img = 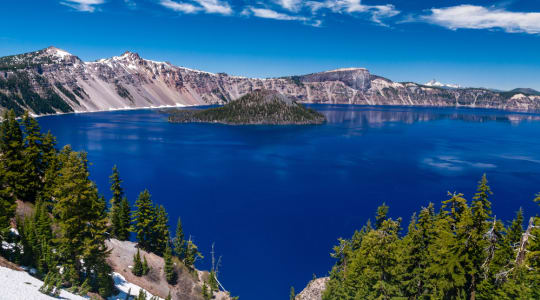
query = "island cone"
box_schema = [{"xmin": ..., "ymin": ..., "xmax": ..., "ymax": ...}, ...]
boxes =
[{"xmin": 168, "ymin": 89, "xmax": 326, "ymax": 125}]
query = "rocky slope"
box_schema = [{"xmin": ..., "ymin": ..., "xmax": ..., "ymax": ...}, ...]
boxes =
[
  {"xmin": 296, "ymin": 277, "xmax": 329, "ymax": 300},
  {"xmin": 168, "ymin": 89, "xmax": 326, "ymax": 125},
  {"xmin": 1, "ymin": 46, "xmax": 539, "ymax": 116}
]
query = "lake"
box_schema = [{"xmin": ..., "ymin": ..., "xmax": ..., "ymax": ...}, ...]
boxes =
[{"xmin": 37, "ymin": 105, "xmax": 540, "ymax": 300}]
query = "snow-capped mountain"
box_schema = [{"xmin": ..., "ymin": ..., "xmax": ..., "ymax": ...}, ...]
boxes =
[
  {"xmin": 1, "ymin": 46, "xmax": 539, "ymax": 116},
  {"xmin": 425, "ymin": 79, "xmax": 461, "ymax": 89}
]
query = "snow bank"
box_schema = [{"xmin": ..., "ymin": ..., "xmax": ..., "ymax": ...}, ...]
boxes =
[{"xmin": 0, "ymin": 266, "xmax": 86, "ymax": 300}]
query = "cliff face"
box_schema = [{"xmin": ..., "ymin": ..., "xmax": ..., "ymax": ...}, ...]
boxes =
[
  {"xmin": 1, "ymin": 47, "xmax": 539, "ymax": 116},
  {"xmin": 296, "ymin": 277, "xmax": 329, "ymax": 300}
]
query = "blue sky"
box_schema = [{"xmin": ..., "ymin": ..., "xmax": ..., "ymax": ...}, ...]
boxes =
[{"xmin": 0, "ymin": 0, "xmax": 539, "ymax": 90}]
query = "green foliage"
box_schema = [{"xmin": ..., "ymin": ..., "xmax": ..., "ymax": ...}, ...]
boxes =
[
  {"xmin": 168, "ymin": 89, "xmax": 326, "ymax": 125},
  {"xmin": 290, "ymin": 286, "xmax": 295, "ymax": 300},
  {"xmin": 164, "ymin": 245, "xmax": 177, "ymax": 284},
  {"xmin": 110, "ymin": 165, "xmax": 130, "ymax": 240},
  {"xmin": 184, "ymin": 238, "xmax": 203, "ymax": 270},
  {"xmin": 323, "ymin": 175, "xmax": 540, "ymax": 300},
  {"xmin": 137, "ymin": 289, "xmax": 147, "ymax": 300},
  {"xmin": 51, "ymin": 146, "xmax": 113, "ymax": 296},
  {"xmin": 133, "ymin": 249, "xmax": 143, "ymax": 277},
  {"xmin": 0, "ymin": 109, "xmax": 25, "ymax": 200},
  {"xmin": 202, "ymin": 281, "xmax": 211, "ymax": 300},
  {"xmin": 142, "ymin": 255, "xmax": 150, "ymax": 275},
  {"xmin": 131, "ymin": 190, "xmax": 170, "ymax": 255},
  {"xmin": 208, "ymin": 270, "xmax": 219, "ymax": 293},
  {"xmin": 173, "ymin": 217, "xmax": 185, "ymax": 259}
]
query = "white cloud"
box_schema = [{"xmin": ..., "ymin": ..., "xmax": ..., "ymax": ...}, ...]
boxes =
[
  {"xmin": 306, "ymin": 0, "xmax": 400, "ymax": 25},
  {"xmin": 160, "ymin": 0, "xmax": 232, "ymax": 15},
  {"xmin": 248, "ymin": 7, "xmax": 307, "ymax": 21},
  {"xmin": 275, "ymin": 0, "xmax": 303, "ymax": 12},
  {"xmin": 60, "ymin": 0, "xmax": 104, "ymax": 12},
  {"xmin": 194, "ymin": 0, "xmax": 232, "ymax": 15},
  {"xmin": 423, "ymin": 5, "xmax": 540, "ymax": 34},
  {"xmin": 160, "ymin": 0, "xmax": 200, "ymax": 13}
]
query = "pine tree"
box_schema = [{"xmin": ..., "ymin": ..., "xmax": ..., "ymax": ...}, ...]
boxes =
[
  {"xmin": 469, "ymin": 174, "xmax": 494, "ymax": 298},
  {"xmin": 0, "ymin": 171, "xmax": 15, "ymax": 247},
  {"xmin": 185, "ymin": 238, "xmax": 203, "ymax": 270},
  {"xmin": 164, "ymin": 244, "xmax": 176, "ymax": 284},
  {"xmin": 142, "ymin": 255, "xmax": 150, "ymax": 275},
  {"xmin": 109, "ymin": 165, "xmax": 123, "ymax": 238},
  {"xmin": 137, "ymin": 289, "xmax": 147, "ymax": 300},
  {"xmin": 375, "ymin": 202, "xmax": 389, "ymax": 230},
  {"xmin": 133, "ymin": 249, "xmax": 143, "ymax": 276},
  {"xmin": 202, "ymin": 281, "xmax": 211, "ymax": 300},
  {"xmin": 165, "ymin": 290, "xmax": 172, "ymax": 300},
  {"xmin": 151, "ymin": 205, "xmax": 170, "ymax": 256},
  {"xmin": 21, "ymin": 111, "xmax": 45, "ymax": 202},
  {"xmin": 208, "ymin": 270, "xmax": 218, "ymax": 292},
  {"xmin": 290, "ymin": 286, "xmax": 295, "ymax": 300},
  {"xmin": 132, "ymin": 189, "xmax": 155, "ymax": 251},
  {"xmin": 117, "ymin": 197, "xmax": 131, "ymax": 241},
  {"xmin": 52, "ymin": 146, "xmax": 112, "ymax": 295},
  {"xmin": 38, "ymin": 131, "xmax": 58, "ymax": 203},
  {"xmin": 173, "ymin": 217, "xmax": 185, "ymax": 259},
  {"xmin": 0, "ymin": 109, "xmax": 25, "ymax": 201}
]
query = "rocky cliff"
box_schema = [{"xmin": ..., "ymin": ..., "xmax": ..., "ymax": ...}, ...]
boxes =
[{"xmin": 1, "ymin": 47, "xmax": 539, "ymax": 116}]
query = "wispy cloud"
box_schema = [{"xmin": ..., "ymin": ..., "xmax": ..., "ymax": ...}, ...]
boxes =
[
  {"xmin": 158, "ymin": 0, "xmax": 399, "ymax": 26},
  {"xmin": 244, "ymin": 7, "xmax": 307, "ymax": 21},
  {"xmin": 60, "ymin": 0, "xmax": 105, "ymax": 12},
  {"xmin": 160, "ymin": 0, "xmax": 200, "ymax": 14},
  {"xmin": 194, "ymin": 0, "xmax": 232, "ymax": 15},
  {"xmin": 422, "ymin": 5, "xmax": 540, "ymax": 34},
  {"xmin": 159, "ymin": 0, "xmax": 232, "ymax": 15},
  {"xmin": 306, "ymin": 0, "xmax": 400, "ymax": 25},
  {"xmin": 275, "ymin": 0, "xmax": 303, "ymax": 12}
]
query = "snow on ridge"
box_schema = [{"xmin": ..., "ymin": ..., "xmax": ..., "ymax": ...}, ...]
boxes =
[
  {"xmin": 425, "ymin": 79, "xmax": 461, "ymax": 89},
  {"xmin": 324, "ymin": 67, "xmax": 368, "ymax": 73},
  {"xmin": 45, "ymin": 47, "xmax": 72, "ymax": 59}
]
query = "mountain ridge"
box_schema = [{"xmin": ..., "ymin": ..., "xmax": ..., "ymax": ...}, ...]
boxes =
[{"xmin": 1, "ymin": 47, "xmax": 539, "ymax": 116}]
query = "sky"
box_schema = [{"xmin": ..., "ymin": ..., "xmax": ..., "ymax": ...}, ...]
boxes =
[{"xmin": 0, "ymin": 0, "xmax": 539, "ymax": 90}]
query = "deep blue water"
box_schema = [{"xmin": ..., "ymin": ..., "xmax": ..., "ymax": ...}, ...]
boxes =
[{"xmin": 38, "ymin": 105, "xmax": 540, "ymax": 300}]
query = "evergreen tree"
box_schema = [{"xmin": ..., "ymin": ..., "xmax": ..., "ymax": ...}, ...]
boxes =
[
  {"xmin": 202, "ymin": 281, "xmax": 211, "ymax": 300},
  {"xmin": 109, "ymin": 165, "xmax": 124, "ymax": 238},
  {"xmin": 117, "ymin": 197, "xmax": 131, "ymax": 241},
  {"xmin": 133, "ymin": 249, "xmax": 143, "ymax": 276},
  {"xmin": 164, "ymin": 244, "xmax": 177, "ymax": 284},
  {"xmin": 185, "ymin": 238, "xmax": 203, "ymax": 270},
  {"xmin": 142, "ymin": 255, "xmax": 150, "ymax": 275},
  {"xmin": 290, "ymin": 286, "xmax": 295, "ymax": 300},
  {"xmin": 137, "ymin": 289, "xmax": 147, "ymax": 300},
  {"xmin": 208, "ymin": 270, "xmax": 218, "ymax": 292},
  {"xmin": 375, "ymin": 202, "xmax": 389, "ymax": 230},
  {"xmin": 151, "ymin": 205, "xmax": 170, "ymax": 256},
  {"xmin": 52, "ymin": 146, "xmax": 112, "ymax": 296},
  {"xmin": 469, "ymin": 174, "xmax": 494, "ymax": 298},
  {"xmin": 132, "ymin": 190, "xmax": 155, "ymax": 251},
  {"xmin": 173, "ymin": 217, "xmax": 185, "ymax": 259},
  {"xmin": 165, "ymin": 290, "xmax": 172, "ymax": 300},
  {"xmin": 21, "ymin": 111, "xmax": 45, "ymax": 202},
  {"xmin": 38, "ymin": 131, "xmax": 58, "ymax": 203},
  {"xmin": 0, "ymin": 109, "xmax": 25, "ymax": 200},
  {"xmin": 0, "ymin": 172, "xmax": 15, "ymax": 247}
]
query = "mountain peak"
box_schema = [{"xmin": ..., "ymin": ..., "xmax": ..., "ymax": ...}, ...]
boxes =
[
  {"xmin": 425, "ymin": 79, "xmax": 461, "ymax": 89},
  {"xmin": 44, "ymin": 46, "xmax": 73, "ymax": 59}
]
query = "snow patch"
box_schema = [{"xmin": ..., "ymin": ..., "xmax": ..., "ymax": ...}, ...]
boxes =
[
  {"xmin": 425, "ymin": 79, "xmax": 461, "ymax": 89},
  {"xmin": 112, "ymin": 272, "xmax": 163, "ymax": 300},
  {"xmin": 0, "ymin": 266, "xmax": 86, "ymax": 300}
]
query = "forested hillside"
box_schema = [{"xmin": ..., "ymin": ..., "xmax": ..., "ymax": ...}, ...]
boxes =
[
  {"xmin": 320, "ymin": 176, "xmax": 539, "ymax": 299},
  {"xmin": 0, "ymin": 110, "xmax": 233, "ymax": 300}
]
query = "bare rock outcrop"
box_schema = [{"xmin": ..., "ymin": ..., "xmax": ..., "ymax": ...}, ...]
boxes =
[{"xmin": 296, "ymin": 277, "xmax": 329, "ymax": 300}]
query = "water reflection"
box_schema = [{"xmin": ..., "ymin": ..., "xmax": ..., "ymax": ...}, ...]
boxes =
[{"xmin": 316, "ymin": 105, "xmax": 540, "ymax": 126}]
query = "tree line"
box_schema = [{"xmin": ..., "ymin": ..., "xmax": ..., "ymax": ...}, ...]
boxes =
[
  {"xmin": 0, "ymin": 109, "xmax": 210, "ymax": 299},
  {"xmin": 322, "ymin": 175, "xmax": 539, "ymax": 300}
]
